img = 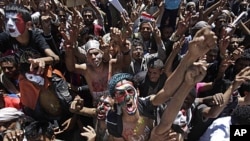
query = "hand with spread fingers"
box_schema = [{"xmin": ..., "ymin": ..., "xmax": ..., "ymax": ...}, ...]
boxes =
[
  {"xmin": 81, "ymin": 125, "xmax": 96, "ymax": 141},
  {"xmin": 233, "ymin": 66, "xmax": 250, "ymax": 90},
  {"xmin": 28, "ymin": 58, "xmax": 46, "ymax": 75},
  {"xmin": 149, "ymin": 128, "xmax": 178, "ymax": 141},
  {"xmin": 3, "ymin": 129, "xmax": 24, "ymax": 141}
]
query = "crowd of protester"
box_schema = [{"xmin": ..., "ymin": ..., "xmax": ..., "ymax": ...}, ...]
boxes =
[{"xmin": 0, "ymin": 0, "xmax": 250, "ymax": 140}]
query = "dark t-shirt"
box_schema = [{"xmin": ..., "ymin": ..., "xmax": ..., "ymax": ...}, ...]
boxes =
[
  {"xmin": 106, "ymin": 96, "xmax": 157, "ymax": 137},
  {"xmin": 0, "ymin": 30, "xmax": 50, "ymax": 58}
]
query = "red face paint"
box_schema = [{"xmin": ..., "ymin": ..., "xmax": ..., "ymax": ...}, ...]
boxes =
[{"xmin": 16, "ymin": 13, "xmax": 25, "ymax": 34}]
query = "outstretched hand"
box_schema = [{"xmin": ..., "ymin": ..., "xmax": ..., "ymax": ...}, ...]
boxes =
[
  {"xmin": 28, "ymin": 58, "xmax": 46, "ymax": 75},
  {"xmin": 81, "ymin": 125, "xmax": 96, "ymax": 141},
  {"xmin": 233, "ymin": 67, "xmax": 250, "ymax": 89}
]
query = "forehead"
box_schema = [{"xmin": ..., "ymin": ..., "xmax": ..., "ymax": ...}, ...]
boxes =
[
  {"xmin": 115, "ymin": 80, "xmax": 134, "ymax": 88},
  {"xmin": 83, "ymin": 10, "xmax": 93, "ymax": 15},
  {"xmin": 5, "ymin": 12, "xmax": 20, "ymax": 18},
  {"xmin": 141, "ymin": 22, "xmax": 151, "ymax": 27},
  {"xmin": 1, "ymin": 61, "xmax": 15, "ymax": 65},
  {"xmin": 100, "ymin": 95, "xmax": 113, "ymax": 102},
  {"xmin": 132, "ymin": 45, "xmax": 143, "ymax": 49},
  {"xmin": 148, "ymin": 67, "xmax": 162, "ymax": 72},
  {"xmin": 87, "ymin": 49, "xmax": 101, "ymax": 54}
]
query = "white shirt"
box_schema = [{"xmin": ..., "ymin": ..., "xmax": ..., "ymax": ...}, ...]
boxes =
[{"xmin": 199, "ymin": 116, "xmax": 231, "ymax": 141}]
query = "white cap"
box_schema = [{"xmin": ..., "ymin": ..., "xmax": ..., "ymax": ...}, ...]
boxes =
[
  {"xmin": 85, "ymin": 40, "xmax": 101, "ymax": 53},
  {"xmin": 0, "ymin": 107, "xmax": 24, "ymax": 122}
]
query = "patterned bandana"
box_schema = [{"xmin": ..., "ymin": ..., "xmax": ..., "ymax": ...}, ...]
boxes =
[{"xmin": 108, "ymin": 73, "xmax": 133, "ymax": 97}]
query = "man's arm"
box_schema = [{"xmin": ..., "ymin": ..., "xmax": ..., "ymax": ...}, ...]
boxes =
[
  {"xmin": 150, "ymin": 62, "xmax": 207, "ymax": 136},
  {"xmin": 151, "ymin": 27, "xmax": 217, "ymax": 106}
]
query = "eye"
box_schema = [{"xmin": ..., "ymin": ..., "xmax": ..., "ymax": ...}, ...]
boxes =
[
  {"xmin": 117, "ymin": 90, "xmax": 125, "ymax": 96},
  {"xmin": 127, "ymin": 88, "xmax": 135, "ymax": 95},
  {"xmin": 104, "ymin": 102, "xmax": 111, "ymax": 107}
]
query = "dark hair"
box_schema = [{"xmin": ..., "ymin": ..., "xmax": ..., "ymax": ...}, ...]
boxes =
[
  {"xmin": 0, "ymin": 55, "xmax": 19, "ymax": 66},
  {"xmin": 19, "ymin": 51, "xmax": 41, "ymax": 74},
  {"xmin": 139, "ymin": 21, "xmax": 151, "ymax": 31},
  {"xmin": 238, "ymin": 80, "xmax": 250, "ymax": 97},
  {"xmin": 81, "ymin": 7, "xmax": 96, "ymax": 17},
  {"xmin": 231, "ymin": 105, "xmax": 250, "ymax": 125},
  {"xmin": 235, "ymin": 50, "xmax": 250, "ymax": 64},
  {"xmin": 131, "ymin": 39, "xmax": 144, "ymax": 48},
  {"xmin": 24, "ymin": 121, "xmax": 54, "ymax": 140},
  {"xmin": 4, "ymin": 4, "xmax": 31, "ymax": 22}
]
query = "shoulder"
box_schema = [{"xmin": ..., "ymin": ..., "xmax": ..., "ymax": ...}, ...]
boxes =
[
  {"xmin": 138, "ymin": 96, "xmax": 157, "ymax": 119},
  {"xmin": 106, "ymin": 111, "xmax": 123, "ymax": 138}
]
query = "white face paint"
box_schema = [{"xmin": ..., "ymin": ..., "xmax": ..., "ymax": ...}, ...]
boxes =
[
  {"xmin": 25, "ymin": 73, "xmax": 45, "ymax": 85},
  {"xmin": 94, "ymin": 53, "xmax": 103, "ymax": 67},
  {"xmin": 5, "ymin": 12, "xmax": 25, "ymax": 37}
]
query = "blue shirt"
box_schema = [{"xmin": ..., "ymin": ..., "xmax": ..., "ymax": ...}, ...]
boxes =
[{"xmin": 164, "ymin": 0, "xmax": 181, "ymax": 10}]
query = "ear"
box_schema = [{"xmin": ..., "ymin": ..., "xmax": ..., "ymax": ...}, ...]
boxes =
[
  {"xmin": 51, "ymin": 135, "xmax": 56, "ymax": 140},
  {"xmin": 244, "ymin": 91, "xmax": 250, "ymax": 97},
  {"xmin": 136, "ymin": 88, "xmax": 140, "ymax": 97},
  {"xmin": 160, "ymin": 69, "xmax": 164, "ymax": 74},
  {"xmin": 26, "ymin": 21, "xmax": 32, "ymax": 29}
]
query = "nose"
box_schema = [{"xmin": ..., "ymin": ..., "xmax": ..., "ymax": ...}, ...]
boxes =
[
  {"xmin": 6, "ymin": 18, "xmax": 14, "ymax": 26},
  {"xmin": 124, "ymin": 93, "xmax": 131, "ymax": 102},
  {"xmin": 91, "ymin": 53, "xmax": 96, "ymax": 58},
  {"xmin": 99, "ymin": 104, "xmax": 104, "ymax": 110}
]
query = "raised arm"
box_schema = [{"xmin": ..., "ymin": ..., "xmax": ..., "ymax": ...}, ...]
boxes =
[
  {"xmin": 204, "ymin": 67, "xmax": 250, "ymax": 118},
  {"xmin": 151, "ymin": 27, "xmax": 217, "ymax": 106},
  {"xmin": 150, "ymin": 62, "xmax": 207, "ymax": 138}
]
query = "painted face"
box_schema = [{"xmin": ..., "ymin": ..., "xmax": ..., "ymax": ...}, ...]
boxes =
[
  {"xmin": 114, "ymin": 80, "xmax": 138, "ymax": 115},
  {"xmin": 173, "ymin": 110, "xmax": 188, "ymax": 133},
  {"xmin": 5, "ymin": 12, "xmax": 26, "ymax": 37},
  {"xmin": 87, "ymin": 49, "xmax": 103, "ymax": 67},
  {"xmin": 96, "ymin": 95, "xmax": 114, "ymax": 120}
]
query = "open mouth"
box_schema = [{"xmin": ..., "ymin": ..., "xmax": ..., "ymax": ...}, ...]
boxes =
[
  {"xmin": 97, "ymin": 113, "xmax": 105, "ymax": 119},
  {"xmin": 126, "ymin": 101, "xmax": 136, "ymax": 114},
  {"xmin": 9, "ymin": 28, "xmax": 15, "ymax": 33}
]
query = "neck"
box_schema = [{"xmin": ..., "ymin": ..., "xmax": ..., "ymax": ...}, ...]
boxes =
[
  {"xmin": 15, "ymin": 30, "xmax": 29, "ymax": 46},
  {"xmin": 94, "ymin": 63, "xmax": 104, "ymax": 72},
  {"xmin": 123, "ymin": 110, "xmax": 140, "ymax": 123}
]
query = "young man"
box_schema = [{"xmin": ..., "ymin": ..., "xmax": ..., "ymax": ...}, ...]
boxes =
[
  {"xmin": 64, "ymin": 27, "xmax": 131, "ymax": 107},
  {"xmin": 0, "ymin": 55, "xmax": 20, "ymax": 96},
  {"xmin": 106, "ymin": 27, "xmax": 217, "ymax": 140},
  {"xmin": 134, "ymin": 57, "xmax": 166, "ymax": 97},
  {"xmin": 0, "ymin": 3, "xmax": 59, "ymax": 113}
]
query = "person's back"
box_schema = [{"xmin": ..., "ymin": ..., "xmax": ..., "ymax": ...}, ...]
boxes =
[{"xmin": 199, "ymin": 105, "xmax": 250, "ymax": 141}]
